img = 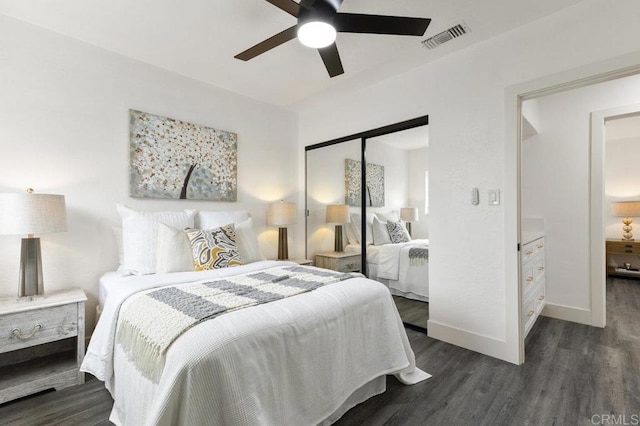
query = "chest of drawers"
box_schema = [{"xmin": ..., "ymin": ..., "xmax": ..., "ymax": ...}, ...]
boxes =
[{"xmin": 521, "ymin": 236, "xmax": 545, "ymax": 337}]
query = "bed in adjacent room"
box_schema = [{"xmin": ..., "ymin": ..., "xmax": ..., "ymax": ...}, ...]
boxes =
[{"xmin": 81, "ymin": 206, "xmax": 430, "ymax": 426}]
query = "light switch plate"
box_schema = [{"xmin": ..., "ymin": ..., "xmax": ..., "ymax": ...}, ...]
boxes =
[{"xmin": 488, "ymin": 189, "xmax": 500, "ymax": 206}]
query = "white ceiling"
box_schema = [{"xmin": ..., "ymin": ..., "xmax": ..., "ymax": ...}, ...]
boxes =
[
  {"xmin": 0, "ymin": 0, "xmax": 585, "ymax": 109},
  {"xmin": 607, "ymin": 114, "xmax": 640, "ymax": 142}
]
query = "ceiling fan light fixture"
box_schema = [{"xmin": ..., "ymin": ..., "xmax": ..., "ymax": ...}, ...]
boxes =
[{"xmin": 297, "ymin": 21, "xmax": 336, "ymax": 48}]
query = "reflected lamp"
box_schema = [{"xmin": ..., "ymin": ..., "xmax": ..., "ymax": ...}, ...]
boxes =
[
  {"xmin": 400, "ymin": 207, "xmax": 419, "ymax": 237},
  {"xmin": 326, "ymin": 204, "xmax": 349, "ymax": 252}
]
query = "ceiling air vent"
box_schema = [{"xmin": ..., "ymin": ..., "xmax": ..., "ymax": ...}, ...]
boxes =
[{"xmin": 421, "ymin": 23, "xmax": 469, "ymax": 50}]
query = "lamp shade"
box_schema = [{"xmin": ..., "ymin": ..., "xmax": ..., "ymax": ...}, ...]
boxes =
[
  {"xmin": 611, "ymin": 201, "xmax": 640, "ymax": 217},
  {"xmin": 326, "ymin": 204, "xmax": 350, "ymax": 224},
  {"xmin": 0, "ymin": 192, "xmax": 67, "ymax": 235},
  {"xmin": 267, "ymin": 201, "xmax": 296, "ymax": 226},
  {"xmin": 400, "ymin": 207, "xmax": 419, "ymax": 222}
]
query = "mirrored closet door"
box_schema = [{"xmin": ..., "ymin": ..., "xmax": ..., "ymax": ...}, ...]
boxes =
[{"xmin": 305, "ymin": 117, "xmax": 429, "ymax": 332}]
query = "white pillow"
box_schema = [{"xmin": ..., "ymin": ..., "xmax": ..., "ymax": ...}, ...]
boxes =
[
  {"xmin": 374, "ymin": 211, "xmax": 399, "ymax": 222},
  {"xmin": 156, "ymin": 223, "xmax": 194, "ymax": 273},
  {"xmin": 118, "ymin": 205, "xmax": 196, "ymax": 275},
  {"xmin": 196, "ymin": 210, "xmax": 249, "ymax": 229},
  {"xmin": 372, "ymin": 216, "xmax": 392, "ymax": 246},
  {"xmin": 344, "ymin": 221, "xmax": 359, "ymax": 245},
  {"xmin": 112, "ymin": 226, "xmax": 124, "ymax": 270},
  {"xmin": 350, "ymin": 213, "xmax": 375, "ymax": 245},
  {"xmin": 234, "ymin": 218, "xmax": 266, "ymax": 264}
]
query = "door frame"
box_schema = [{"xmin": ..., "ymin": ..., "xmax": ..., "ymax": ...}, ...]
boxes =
[{"xmin": 506, "ymin": 56, "xmax": 640, "ymax": 364}]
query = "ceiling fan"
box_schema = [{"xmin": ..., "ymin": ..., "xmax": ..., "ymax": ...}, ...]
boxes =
[{"xmin": 235, "ymin": 0, "xmax": 431, "ymax": 77}]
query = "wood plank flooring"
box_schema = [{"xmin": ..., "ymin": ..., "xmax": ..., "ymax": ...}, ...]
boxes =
[
  {"xmin": 1, "ymin": 277, "xmax": 638, "ymax": 425},
  {"xmin": 393, "ymin": 295, "xmax": 429, "ymax": 330}
]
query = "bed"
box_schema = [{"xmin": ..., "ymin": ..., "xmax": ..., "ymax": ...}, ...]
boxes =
[
  {"xmin": 346, "ymin": 240, "xmax": 429, "ymax": 302},
  {"xmin": 82, "ymin": 207, "xmax": 430, "ymax": 425},
  {"xmin": 345, "ymin": 210, "xmax": 429, "ymax": 302}
]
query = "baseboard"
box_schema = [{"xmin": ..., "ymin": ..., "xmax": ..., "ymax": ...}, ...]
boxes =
[
  {"xmin": 427, "ymin": 320, "xmax": 518, "ymax": 364},
  {"xmin": 541, "ymin": 302, "xmax": 592, "ymax": 326}
]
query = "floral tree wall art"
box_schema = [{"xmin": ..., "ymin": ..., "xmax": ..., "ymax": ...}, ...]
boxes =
[
  {"xmin": 345, "ymin": 159, "xmax": 385, "ymax": 207},
  {"xmin": 129, "ymin": 110, "xmax": 237, "ymax": 201}
]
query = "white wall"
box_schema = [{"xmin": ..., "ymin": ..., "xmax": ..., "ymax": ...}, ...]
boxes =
[
  {"xmin": 522, "ymin": 74, "xmax": 640, "ymax": 310},
  {"xmin": 0, "ymin": 15, "xmax": 299, "ymax": 331},
  {"xmin": 407, "ymin": 147, "xmax": 429, "ymax": 239},
  {"xmin": 298, "ymin": 0, "xmax": 640, "ymax": 362}
]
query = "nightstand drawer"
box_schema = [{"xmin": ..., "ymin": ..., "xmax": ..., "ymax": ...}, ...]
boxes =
[
  {"xmin": 1, "ymin": 304, "xmax": 78, "ymax": 354},
  {"xmin": 606, "ymin": 241, "xmax": 640, "ymax": 255}
]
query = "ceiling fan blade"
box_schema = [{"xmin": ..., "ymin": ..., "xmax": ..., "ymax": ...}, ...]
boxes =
[
  {"xmin": 334, "ymin": 13, "xmax": 431, "ymax": 36},
  {"xmin": 235, "ymin": 25, "xmax": 298, "ymax": 61},
  {"xmin": 318, "ymin": 43, "xmax": 344, "ymax": 78},
  {"xmin": 265, "ymin": 0, "xmax": 300, "ymax": 17}
]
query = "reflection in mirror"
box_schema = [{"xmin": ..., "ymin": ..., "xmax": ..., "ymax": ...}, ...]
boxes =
[
  {"xmin": 306, "ymin": 139, "xmax": 363, "ymax": 273},
  {"xmin": 364, "ymin": 126, "xmax": 429, "ymax": 330}
]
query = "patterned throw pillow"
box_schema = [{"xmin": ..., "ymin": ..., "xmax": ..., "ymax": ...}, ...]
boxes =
[
  {"xmin": 186, "ymin": 224, "xmax": 243, "ymax": 271},
  {"xmin": 386, "ymin": 220, "xmax": 411, "ymax": 244}
]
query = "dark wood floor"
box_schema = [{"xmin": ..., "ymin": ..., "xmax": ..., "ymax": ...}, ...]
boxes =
[
  {"xmin": 1, "ymin": 278, "xmax": 638, "ymax": 425},
  {"xmin": 393, "ymin": 295, "xmax": 429, "ymax": 330}
]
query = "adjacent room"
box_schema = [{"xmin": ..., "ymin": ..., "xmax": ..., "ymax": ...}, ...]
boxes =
[{"xmin": 1, "ymin": 0, "xmax": 639, "ymax": 424}]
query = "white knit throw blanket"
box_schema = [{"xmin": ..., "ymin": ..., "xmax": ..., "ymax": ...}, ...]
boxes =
[{"xmin": 116, "ymin": 265, "xmax": 357, "ymax": 383}]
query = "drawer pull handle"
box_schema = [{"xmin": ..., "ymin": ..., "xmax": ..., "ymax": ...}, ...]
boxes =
[
  {"xmin": 11, "ymin": 324, "xmax": 42, "ymax": 340},
  {"xmin": 527, "ymin": 310, "xmax": 535, "ymax": 317},
  {"xmin": 526, "ymin": 276, "xmax": 534, "ymax": 282},
  {"xmin": 538, "ymin": 295, "xmax": 545, "ymax": 301},
  {"xmin": 525, "ymin": 250, "xmax": 533, "ymax": 255},
  {"xmin": 538, "ymin": 266, "xmax": 545, "ymax": 271},
  {"xmin": 536, "ymin": 244, "xmax": 544, "ymax": 248}
]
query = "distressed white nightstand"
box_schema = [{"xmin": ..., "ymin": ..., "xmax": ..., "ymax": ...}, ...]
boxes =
[
  {"xmin": 0, "ymin": 288, "xmax": 86, "ymax": 404},
  {"xmin": 314, "ymin": 252, "xmax": 361, "ymax": 273}
]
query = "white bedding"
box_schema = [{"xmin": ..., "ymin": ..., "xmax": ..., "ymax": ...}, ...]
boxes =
[
  {"xmin": 346, "ymin": 240, "xmax": 429, "ymax": 302},
  {"xmin": 82, "ymin": 261, "xmax": 430, "ymax": 425}
]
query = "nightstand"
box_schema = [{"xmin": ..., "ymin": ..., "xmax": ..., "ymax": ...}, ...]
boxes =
[
  {"xmin": 606, "ymin": 239, "xmax": 640, "ymax": 278},
  {"xmin": 0, "ymin": 288, "xmax": 86, "ymax": 404},
  {"xmin": 314, "ymin": 252, "xmax": 361, "ymax": 273}
]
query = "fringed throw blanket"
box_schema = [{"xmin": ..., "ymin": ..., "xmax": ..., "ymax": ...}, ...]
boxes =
[
  {"xmin": 409, "ymin": 247, "xmax": 429, "ymax": 266},
  {"xmin": 116, "ymin": 265, "xmax": 358, "ymax": 383}
]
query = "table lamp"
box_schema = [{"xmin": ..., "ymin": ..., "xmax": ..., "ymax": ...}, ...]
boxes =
[
  {"xmin": 611, "ymin": 201, "xmax": 640, "ymax": 241},
  {"xmin": 326, "ymin": 204, "xmax": 349, "ymax": 252},
  {"xmin": 267, "ymin": 201, "xmax": 296, "ymax": 260},
  {"xmin": 400, "ymin": 207, "xmax": 419, "ymax": 237},
  {"xmin": 0, "ymin": 189, "xmax": 67, "ymax": 298}
]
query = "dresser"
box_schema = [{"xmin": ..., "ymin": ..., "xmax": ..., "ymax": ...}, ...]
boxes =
[
  {"xmin": 0, "ymin": 288, "xmax": 86, "ymax": 404},
  {"xmin": 521, "ymin": 235, "xmax": 546, "ymax": 337},
  {"xmin": 606, "ymin": 239, "xmax": 640, "ymax": 278},
  {"xmin": 314, "ymin": 252, "xmax": 361, "ymax": 273}
]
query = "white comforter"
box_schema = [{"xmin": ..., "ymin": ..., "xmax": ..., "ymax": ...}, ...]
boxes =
[
  {"xmin": 378, "ymin": 239, "xmax": 429, "ymax": 281},
  {"xmin": 81, "ymin": 261, "xmax": 430, "ymax": 425}
]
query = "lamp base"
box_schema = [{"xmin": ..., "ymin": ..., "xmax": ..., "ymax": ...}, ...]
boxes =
[
  {"xmin": 406, "ymin": 222, "xmax": 412, "ymax": 237},
  {"xmin": 277, "ymin": 227, "xmax": 289, "ymax": 260},
  {"xmin": 19, "ymin": 237, "xmax": 44, "ymax": 298},
  {"xmin": 334, "ymin": 224, "xmax": 344, "ymax": 253}
]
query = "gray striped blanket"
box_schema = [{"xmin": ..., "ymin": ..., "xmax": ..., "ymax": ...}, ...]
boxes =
[
  {"xmin": 409, "ymin": 247, "xmax": 429, "ymax": 266},
  {"xmin": 116, "ymin": 265, "xmax": 359, "ymax": 383}
]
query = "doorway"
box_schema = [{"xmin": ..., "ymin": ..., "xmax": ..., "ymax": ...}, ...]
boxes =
[{"xmin": 517, "ymin": 71, "xmax": 640, "ymax": 362}]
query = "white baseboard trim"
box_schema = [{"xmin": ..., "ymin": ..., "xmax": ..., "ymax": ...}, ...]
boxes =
[
  {"xmin": 541, "ymin": 302, "xmax": 592, "ymax": 326},
  {"xmin": 427, "ymin": 320, "xmax": 517, "ymax": 364}
]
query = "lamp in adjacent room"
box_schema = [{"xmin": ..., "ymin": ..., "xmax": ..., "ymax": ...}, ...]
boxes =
[
  {"xmin": 267, "ymin": 200, "xmax": 296, "ymax": 260},
  {"xmin": 611, "ymin": 201, "xmax": 640, "ymax": 241},
  {"xmin": 400, "ymin": 207, "xmax": 419, "ymax": 237},
  {"xmin": 326, "ymin": 204, "xmax": 349, "ymax": 253},
  {"xmin": 0, "ymin": 189, "xmax": 68, "ymax": 298}
]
